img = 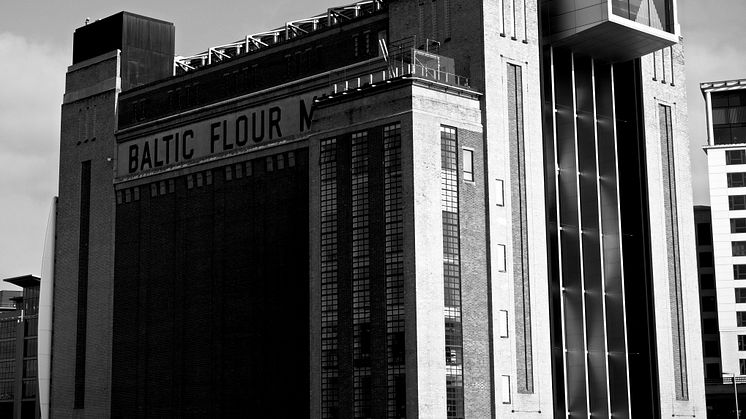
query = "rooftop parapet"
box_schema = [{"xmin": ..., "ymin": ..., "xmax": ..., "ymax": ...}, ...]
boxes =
[{"xmin": 174, "ymin": 0, "xmax": 386, "ymax": 75}]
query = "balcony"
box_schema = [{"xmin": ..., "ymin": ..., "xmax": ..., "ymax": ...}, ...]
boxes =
[{"xmin": 543, "ymin": 0, "xmax": 679, "ymax": 62}]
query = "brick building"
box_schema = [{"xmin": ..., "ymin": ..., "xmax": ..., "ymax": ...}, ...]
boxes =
[
  {"xmin": 50, "ymin": 0, "xmax": 704, "ymax": 418},
  {"xmin": 0, "ymin": 275, "xmax": 40, "ymax": 419}
]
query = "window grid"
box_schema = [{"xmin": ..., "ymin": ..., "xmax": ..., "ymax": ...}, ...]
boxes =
[
  {"xmin": 320, "ymin": 138, "xmax": 339, "ymax": 419},
  {"xmin": 384, "ymin": 123, "xmax": 406, "ymax": 418},
  {"xmin": 441, "ymin": 125, "xmax": 464, "ymax": 419},
  {"xmin": 351, "ymin": 132, "xmax": 372, "ymax": 418}
]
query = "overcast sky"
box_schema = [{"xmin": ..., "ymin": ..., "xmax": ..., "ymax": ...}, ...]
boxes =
[{"xmin": 0, "ymin": 0, "xmax": 743, "ymax": 290}]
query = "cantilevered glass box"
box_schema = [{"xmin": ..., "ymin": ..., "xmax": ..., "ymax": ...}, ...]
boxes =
[{"xmin": 543, "ymin": 0, "xmax": 679, "ymax": 62}]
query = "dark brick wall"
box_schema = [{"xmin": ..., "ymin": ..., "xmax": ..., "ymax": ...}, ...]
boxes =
[{"xmin": 112, "ymin": 149, "xmax": 309, "ymax": 418}]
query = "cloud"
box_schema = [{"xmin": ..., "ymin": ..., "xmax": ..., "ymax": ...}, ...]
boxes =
[
  {"xmin": 681, "ymin": 0, "xmax": 746, "ymax": 205},
  {"xmin": 0, "ymin": 33, "xmax": 67, "ymax": 288}
]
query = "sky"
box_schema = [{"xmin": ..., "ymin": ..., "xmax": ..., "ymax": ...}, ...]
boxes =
[{"xmin": 0, "ymin": 0, "xmax": 744, "ymax": 290}]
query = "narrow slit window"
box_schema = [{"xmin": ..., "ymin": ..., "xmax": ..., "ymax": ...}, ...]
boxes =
[
  {"xmin": 499, "ymin": 310, "xmax": 509, "ymax": 338},
  {"xmin": 463, "ymin": 149, "xmax": 474, "ymax": 182},
  {"xmin": 497, "ymin": 244, "xmax": 507, "ymax": 272}
]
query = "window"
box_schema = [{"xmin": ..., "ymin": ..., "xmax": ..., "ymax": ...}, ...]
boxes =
[
  {"xmin": 734, "ymin": 219, "xmax": 746, "ymax": 234},
  {"xmin": 730, "ymin": 173, "xmax": 746, "ymax": 188},
  {"xmin": 498, "ymin": 310, "xmax": 509, "ymax": 338},
  {"xmin": 703, "ymin": 318, "xmax": 718, "ymax": 333},
  {"xmin": 701, "ymin": 273, "xmax": 715, "ymax": 289},
  {"xmin": 266, "ymin": 156, "xmax": 274, "ymax": 172},
  {"xmin": 741, "ymin": 359, "xmax": 746, "ymax": 376},
  {"xmin": 704, "ymin": 340, "xmax": 719, "ymax": 357},
  {"xmin": 712, "ymin": 91, "xmax": 746, "ymax": 145},
  {"xmin": 727, "ymin": 150, "xmax": 746, "ymax": 165},
  {"xmin": 703, "ymin": 296, "xmax": 718, "ymax": 310},
  {"xmin": 738, "ymin": 311, "xmax": 746, "ymax": 327},
  {"xmin": 730, "ymin": 195, "xmax": 746, "ymax": 210},
  {"xmin": 737, "ymin": 265, "xmax": 746, "ymax": 280},
  {"xmin": 277, "ymin": 154, "xmax": 285, "ymax": 170},
  {"xmin": 737, "ymin": 288, "xmax": 746, "ymax": 304},
  {"xmin": 496, "ymin": 179, "xmax": 505, "ymax": 206},
  {"xmin": 497, "ymin": 244, "xmax": 507, "ymax": 272},
  {"xmin": 706, "ymin": 363, "xmax": 721, "ymax": 379},
  {"xmin": 699, "ymin": 252, "xmax": 714, "ymax": 268},
  {"xmin": 501, "ymin": 375, "xmax": 511, "ymax": 404},
  {"xmin": 463, "ymin": 149, "xmax": 474, "ymax": 182},
  {"xmin": 697, "ymin": 222, "xmax": 712, "ymax": 244},
  {"xmin": 740, "ymin": 335, "xmax": 746, "ymax": 351},
  {"xmin": 734, "ymin": 241, "xmax": 746, "ymax": 256}
]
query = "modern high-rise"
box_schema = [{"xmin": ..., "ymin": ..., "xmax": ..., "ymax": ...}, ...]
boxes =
[
  {"xmin": 699, "ymin": 78, "xmax": 746, "ymax": 417},
  {"xmin": 49, "ymin": 0, "xmax": 704, "ymax": 417}
]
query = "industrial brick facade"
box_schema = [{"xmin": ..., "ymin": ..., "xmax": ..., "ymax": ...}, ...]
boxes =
[{"xmin": 49, "ymin": 1, "xmax": 705, "ymax": 418}]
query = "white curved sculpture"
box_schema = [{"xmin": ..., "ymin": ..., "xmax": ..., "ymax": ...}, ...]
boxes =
[{"xmin": 38, "ymin": 197, "xmax": 56, "ymax": 419}]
